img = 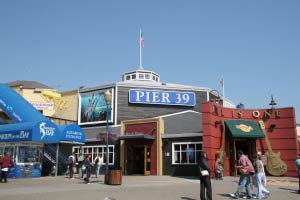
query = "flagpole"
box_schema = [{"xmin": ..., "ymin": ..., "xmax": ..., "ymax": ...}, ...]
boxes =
[
  {"xmin": 139, "ymin": 29, "xmax": 143, "ymax": 69},
  {"xmin": 221, "ymin": 78, "xmax": 225, "ymax": 106}
]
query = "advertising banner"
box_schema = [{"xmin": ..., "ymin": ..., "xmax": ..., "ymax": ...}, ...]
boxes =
[{"xmin": 78, "ymin": 88, "xmax": 114, "ymax": 125}]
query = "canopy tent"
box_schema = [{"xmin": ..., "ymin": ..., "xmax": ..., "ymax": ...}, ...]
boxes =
[{"xmin": 224, "ymin": 120, "xmax": 265, "ymax": 138}]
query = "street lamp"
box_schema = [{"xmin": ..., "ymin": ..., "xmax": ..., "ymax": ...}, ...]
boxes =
[
  {"xmin": 269, "ymin": 94, "xmax": 277, "ymax": 109},
  {"xmin": 104, "ymin": 89, "xmax": 112, "ymax": 184}
]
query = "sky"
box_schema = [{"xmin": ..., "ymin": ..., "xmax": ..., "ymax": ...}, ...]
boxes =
[{"xmin": 1, "ymin": 1, "xmax": 300, "ymax": 119}]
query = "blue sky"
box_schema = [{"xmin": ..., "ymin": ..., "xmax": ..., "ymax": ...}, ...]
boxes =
[{"xmin": 1, "ymin": 1, "xmax": 300, "ymax": 119}]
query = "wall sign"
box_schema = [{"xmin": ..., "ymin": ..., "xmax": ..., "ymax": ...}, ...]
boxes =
[
  {"xmin": 78, "ymin": 88, "xmax": 114, "ymax": 125},
  {"xmin": 129, "ymin": 89, "xmax": 196, "ymax": 106}
]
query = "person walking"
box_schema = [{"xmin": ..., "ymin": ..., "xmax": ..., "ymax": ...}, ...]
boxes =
[
  {"xmin": 68, "ymin": 152, "xmax": 76, "ymax": 179},
  {"xmin": 0, "ymin": 152, "xmax": 14, "ymax": 183},
  {"xmin": 93, "ymin": 153, "xmax": 103, "ymax": 178},
  {"xmin": 77, "ymin": 153, "xmax": 84, "ymax": 179},
  {"xmin": 295, "ymin": 155, "xmax": 300, "ymax": 193},
  {"xmin": 253, "ymin": 154, "xmax": 270, "ymax": 199},
  {"xmin": 83, "ymin": 154, "xmax": 92, "ymax": 184},
  {"xmin": 198, "ymin": 151, "xmax": 212, "ymax": 200},
  {"xmin": 230, "ymin": 150, "xmax": 255, "ymax": 199}
]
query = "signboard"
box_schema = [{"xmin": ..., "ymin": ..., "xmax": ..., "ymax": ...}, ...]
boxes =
[
  {"xmin": 30, "ymin": 102, "xmax": 54, "ymax": 110},
  {"xmin": 78, "ymin": 88, "xmax": 114, "ymax": 125},
  {"xmin": 129, "ymin": 89, "xmax": 196, "ymax": 106},
  {"xmin": 0, "ymin": 121, "xmax": 60, "ymax": 143},
  {"xmin": 59, "ymin": 124, "xmax": 85, "ymax": 144}
]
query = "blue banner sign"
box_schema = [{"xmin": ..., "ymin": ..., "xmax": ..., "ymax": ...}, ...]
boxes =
[
  {"xmin": 129, "ymin": 89, "xmax": 196, "ymax": 106},
  {"xmin": 59, "ymin": 124, "xmax": 85, "ymax": 144},
  {"xmin": 0, "ymin": 121, "xmax": 60, "ymax": 143}
]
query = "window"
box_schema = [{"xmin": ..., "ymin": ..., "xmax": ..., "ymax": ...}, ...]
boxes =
[
  {"xmin": 18, "ymin": 146, "xmax": 42, "ymax": 163},
  {"xmin": 172, "ymin": 142, "xmax": 202, "ymax": 164},
  {"xmin": 73, "ymin": 145, "xmax": 114, "ymax": 165},
  {"xmin": 138, "ymin": 73, "xmax": 144, "ymax": 79}
]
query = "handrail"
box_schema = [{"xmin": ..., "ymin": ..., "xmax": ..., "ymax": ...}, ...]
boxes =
[{"xmin": 45, "ymin": 143, "xmax": 69, "ymax": 164}]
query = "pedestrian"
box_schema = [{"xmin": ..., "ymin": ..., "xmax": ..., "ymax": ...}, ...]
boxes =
[
  {"xmin": 83, "ymin": 154, "xmax": 93, "ymax": 184},
  {"xmin": 0, "ymin": 152, "xmax": 14, "ymax": 183},
  {"xmin": 68, "ymin": 152, "xmax": 76, "ymax": 179},
  {"xmin": 253, "ymin": 154, "xmax": 270, "ymax": 199},
  {"xmin": 198, "ymin": 151, "xmax": 212, "ymax": 200},
  {"xmin": 295, "ymin": 154, "xmax": 300, "ymax": 193},
  {"xmin": 230, "ymin": 150, "xmax": 255, "ymax": 199},
  {"xmin": 77, "ymin": 153, "xmax": 84, "ymax": 179},
  {"xmin": 93, "ymin": 153, "xmax": 103, "ymax": 178},
  {"xmin": 215, "ymin": 161, "xmax": 224, "ymax": 180}
]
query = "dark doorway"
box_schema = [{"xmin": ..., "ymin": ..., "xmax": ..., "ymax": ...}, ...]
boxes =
[
  {"xmin": 134, "ymin": 146, "xmax": 144, "ymax": 174},
  {"xmin": 230, "ymin": 139, "xmax": 256, "ymax": 175},
  {"xmin": 126, "ymin": 145, "xmax": 145, "ymax": 175},
  {"xmin": 235, "ymin": 140, "xmax": 252, "ymax": 158}
]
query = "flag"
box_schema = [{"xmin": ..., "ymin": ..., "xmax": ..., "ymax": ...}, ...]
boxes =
[
  {"xmin": 140, "ymin": 32, "xmax": 144, "ymax": 48},
  {"xmin": 220, "ymin": 79, "xmax": 224, "ymax": 88}
]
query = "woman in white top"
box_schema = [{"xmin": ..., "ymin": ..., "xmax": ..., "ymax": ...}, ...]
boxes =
[
  {"xmin": 93, "ymin": 154, "xmax": 103, "ymax": 178},
  {"xmin": 253, "ymin": 154, "xmax": 270, "ymax": 199}
]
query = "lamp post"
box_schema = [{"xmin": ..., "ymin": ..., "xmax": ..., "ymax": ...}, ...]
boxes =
[
  {"xmin": 104, "ymin": 89, "xmax": 112, "ymax": 184},
  {"xmin": 269, "ymin": 94, "xmax": 277, "ymax": 109}
]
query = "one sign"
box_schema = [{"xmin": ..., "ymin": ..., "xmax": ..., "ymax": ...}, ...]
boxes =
[{"xmin": 129, "ymin": 89, "xmax": 196, "ymax": 106}]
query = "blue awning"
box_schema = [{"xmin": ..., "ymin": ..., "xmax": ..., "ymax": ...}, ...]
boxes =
[
  {"xmin": 0, "ymin": 83, "xmax": 48, "ymax": 123},
  {"xmin": 59, "ymin": 124, "xmax": 85, "ymax": 144},
  {"xmin": 0, "ymin": 121, "xmax": 60, "ymax": 143}
]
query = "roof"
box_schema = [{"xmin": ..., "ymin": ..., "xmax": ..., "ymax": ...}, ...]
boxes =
[
  {"xmin": 7, "ymin": 80, "xmax": 53, "ymax": 89},
  {"xmin": 160, "ymin": 110, "xmax": 202, "ymax": 135}
]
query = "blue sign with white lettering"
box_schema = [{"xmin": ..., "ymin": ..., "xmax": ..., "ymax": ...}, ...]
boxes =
[
  {"xmin": 0, "ymin": 121, "xmax": 60, "ymax": 143},
  {"xmin": 129, "ymin": 89, "xmax": 196, "ymax": 106}
]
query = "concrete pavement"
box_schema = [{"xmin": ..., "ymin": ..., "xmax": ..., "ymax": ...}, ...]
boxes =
[{"xmin": 0, "ymin": 175, "xmax": 299, "ymax": 200}]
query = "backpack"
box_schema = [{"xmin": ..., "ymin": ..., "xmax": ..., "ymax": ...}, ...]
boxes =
[{"xmin": 95, "ymin": 157, "xmax": 99, "ymax": 164}]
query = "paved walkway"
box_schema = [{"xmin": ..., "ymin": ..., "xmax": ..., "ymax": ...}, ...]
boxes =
[{"xmin": 0, "ymin": 175, "xmax": 299, "ymax": 200}]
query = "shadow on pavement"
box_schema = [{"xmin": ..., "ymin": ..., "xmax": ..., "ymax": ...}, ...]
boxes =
[{"xmin": 181, "ymin": 197, "xmax": 196, "ymax": 200}]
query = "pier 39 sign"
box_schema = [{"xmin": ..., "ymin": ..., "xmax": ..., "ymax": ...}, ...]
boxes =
[{"xmin": 129, "ymin": 89, "xmax": 196, "ymax": 106}]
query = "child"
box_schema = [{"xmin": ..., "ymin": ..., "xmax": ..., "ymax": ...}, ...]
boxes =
[{"xmin": 215, "ymin": 162, "xmax": 223, "ymax": 180}]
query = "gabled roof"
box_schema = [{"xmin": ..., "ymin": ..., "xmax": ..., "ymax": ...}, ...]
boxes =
[{"xmin": 7, "ymin": 80, "xmax": 53, "ymax": 89}]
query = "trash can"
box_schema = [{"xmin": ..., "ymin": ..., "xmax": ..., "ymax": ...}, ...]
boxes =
[{"xmin": 108, "ymin": 166, "xmax": 122, "ymax": 185}]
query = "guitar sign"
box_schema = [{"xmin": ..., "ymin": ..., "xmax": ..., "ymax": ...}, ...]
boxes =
[{"xmin": 258, "ymin": 120, "xmax": 287, "ymax": 176}]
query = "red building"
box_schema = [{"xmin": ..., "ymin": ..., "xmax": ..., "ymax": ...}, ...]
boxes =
[{"xmin": 202, "ymin": 101, "xmax": 299, "ymax": 177}]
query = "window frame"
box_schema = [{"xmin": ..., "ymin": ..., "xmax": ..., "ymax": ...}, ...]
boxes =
[
  {"xmin": 72, "ymin": 145, "xmax": 115, "ymax": 165},
  {"xmin": 172, "ymin": 142, "xmax": 202, "ymax": 165}
]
